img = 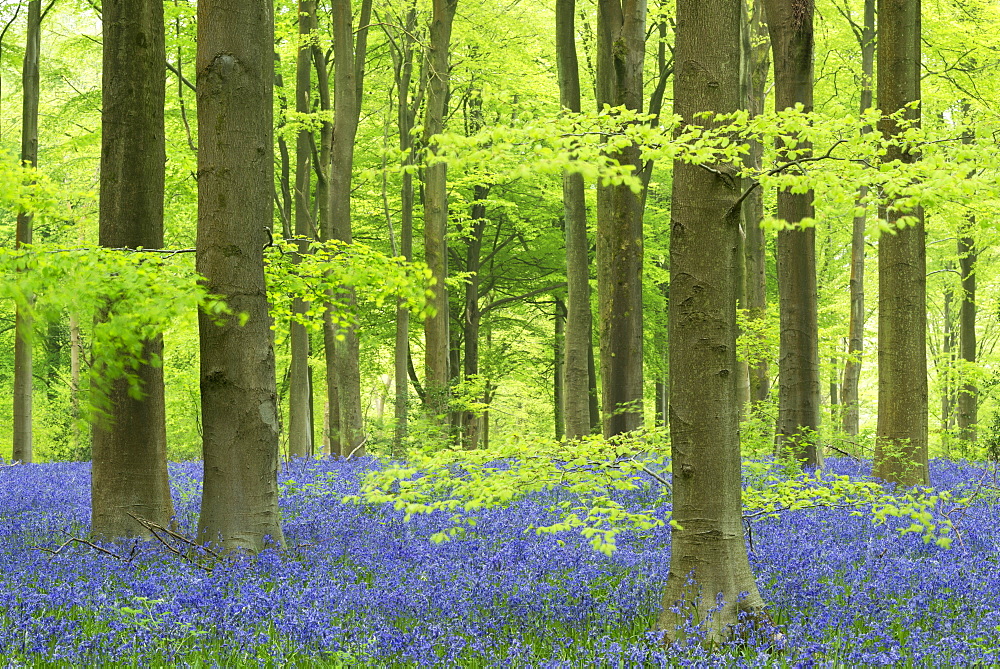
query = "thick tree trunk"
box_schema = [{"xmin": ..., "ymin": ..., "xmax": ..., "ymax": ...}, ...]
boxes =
[
  {"xmin": 327, "ymin": 0, "xmax": 373, "ymax": 457},
  {"xmin": 555, "ymin": 0, "xmax": 593, "ymax": 439},
  {"xmin": 91, "ymin": 0, "xmax": 174, "ymax": 539},
  {"xmin": 874, "ymin": 0, "xmax": 928, "ymax": 486},
  {"xmin": 657, "ymin": 0, "xmax": 767, "ymax": 643},
  {"xmin": 196, "ymin": 0, "xmax": 285, "ymax": 551},
  {"xmin": 840, "ymin": 0, "xmax": 874, "ymax": 438},
  {"xmin": 765, "ymin": 0, "xmax": 822, "ymax": 468},
  {"xmin": 287, "ymin": 0, "xmax": 316, "ymax": 459},
  {"xmin": 13, "ymin": 0, "xmax": 40, "ymax": 465},
  {"xmin": 957, "ymin": 221, "xmax": 977, "ymax": 446},
  {"xmin": 743, "ymin": 0, "xmax": 771, "ymax": 409},
  {"xmin": 595, "ymin": 0, "xmax": 645, "ymax": 437}
]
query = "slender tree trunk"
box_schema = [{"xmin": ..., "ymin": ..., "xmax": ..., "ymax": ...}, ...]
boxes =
[
  {"xmin": 874, "ymin": 0, "xmax": 928, "ymax": 486},
  {"xmin": 327, "ymin": 0, "xmax": 373, "ymax": 458},
  {"xmin": 274, "ymin": 51, "xmax": 293, "ymax": 239},
  {"xmin": 941, "ymin": 285, "xmax": 953, "ymax": 457},
  {"xmin": 657, "ymin": 0, "xmax": 768, "ymax": 643},
  {"xmin": 461, "ymin": 185, "xmax": 487, "ymax": 450},
  {"xmin": 840, "ymin": 0, "xmax": 875, "ymax": 438},
  {"xmin": 390, "ymin": 2, "xmax": 420, "ymax": 454},
  {"xmin": 957, "ymin": 221, "xmax": 977, "ymax": 446},
  {"xmin": 422, "ymin": 0, "xmax": 459, "ymax": 424},
  {"xmin": 555, "ymin": 0, "xmax": 593, "ymax": 438},
  {"xmin": 587, "ymin": 337, "xmax": 600, "ymax": 433},
  {"xmin": 555, "ymin": 297, "xmax": 566, "ymax": 440},
  {"xmin": 744, "ymin": 0, "xmax": 771, "ymax": 408},
  {"xmin": 287, "ymin": 0, "xmax": 316, "ymax": 459},
  {"xmin": 595, "ymin": 0, "xmax": 645, "ymax": 437},
  {"xmin": 765, "ymin": 0, "xmax": 821, "ymax": 468},
  {"xmin": 91, "ymin": 0, "xmax": 174, "ymax": 539},
  {"xmin": 196, "ymin": 0, "xmax": 285, "ymax": 551},
  {"xmin": 13, "ymin": 0, "xmax": 40, "ymax": 465},
  {"xmin": 69, "ymin": 314, "xmax": 82, "ymax": 454}
]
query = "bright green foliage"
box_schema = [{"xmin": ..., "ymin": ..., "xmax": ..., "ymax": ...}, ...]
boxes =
[
  {"xmin": 263, "ymin": 238, "xmax": 435, "ymax": 334},
  {"xmin": 347, "ymin": 431, "xmax": 963, "ymax": 555}
]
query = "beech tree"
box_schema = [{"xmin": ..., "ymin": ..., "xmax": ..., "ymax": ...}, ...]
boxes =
[
  {"xmin": 196, "ymin": 0, "xmax": 284, "ymax": 551},
  {"xmin": 838, "ymin": 0, "xmax": 876, "ymax": 438},
  {"xmin": 555, "ymin": 0, "xmax": 593, "ymax": 439},
  {"xmin": 659, "ymin": 0, "xmax": 767, "ymax": 641},
  {"xmin": 90, "ymin": 0, "xmax": 174, "ymax": 539},
  {"xmin": 422, "ymin": 0, "xmax": 459, "ymax": 424},
  {"xmin": 873, "ymin": 0, "xmax": 929, "ymax": 486},
  {"xmin": 765, "ymin": 0, "xmax": 822, "ymax": 468},
  {"xmin": 13, "ymin": 0, "xmax": 40, "ymax": 464},
  {"xmin": 326, "ymin": 0, "xmax": 373, "ymax": 458},
  {"xmin": 287, "ymin": 0, "xmax": 316, "ymax": 459},
  {"xmin": 594, "ymin": 0, "xmax": 645, "ymax": 437}
]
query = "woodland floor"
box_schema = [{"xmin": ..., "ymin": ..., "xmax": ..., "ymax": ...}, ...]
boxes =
[{"xmin": 0, "ymin": 456, "xmax": 997, "ymax": 666}]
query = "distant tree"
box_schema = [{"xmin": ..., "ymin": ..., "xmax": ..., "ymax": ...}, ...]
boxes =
[
  {"xmin": 658, "ymin": 0, "xmax": 768, "ymax": 642},
  {"xmin": 326, "ymin": 0, "xmax": 373, "ymax": 457},
  {"xmin": 91, "ymin": 0, "xmax": 174, "ymax": 540},
  {"xmin": 13, "ymin": 0, "xmax": 40, "ymax": 464},
  {"xmin": 287, "ymin": 0, "xmax": 316, "ymax": 460},
  {"xmin": 196, "ymin": 0, "xmax": 285, "ymax": 551},
  {"xmin": 874, "ymin": 0, "xmax": 929, "ymax": 486},
  {"xmin": 839, "ymin": 0, "xmax": 876, "ymax": 438}
]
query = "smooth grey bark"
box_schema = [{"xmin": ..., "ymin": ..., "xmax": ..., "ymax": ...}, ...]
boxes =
[
  {"xmin": 555, "ymin": 297, "xmax": 566, "ymax": 440},
  {"xmin": 386, "ymin": 1, "xmax": 421, "ymax": 454},
  {"xmin": 461, "ymin": 180, "xmax": 488, "ymax": 450},
  {"xmin": 941, "ymin": 284, "xmax": 954, "ymax": 455},
  {"xmin": 657, "ymin": 0, "xmax": 768, "ymax": 643},
  {"xmin": 765, "ymin": 0, "xmax": 822, "ymax": 468},
  {"xmin": 840, "ymin": 0, "xmax": 875, "ymax": 437},
  {"xmin": 13, "ymin": 0, "xmax": 40, "ymax": 465},
  {"xmin": 957, "ymin": 220, "xmax": 977, "ymax": 445},
  {"xmin": 874, "ymin": 0, "xmax": 928, "ymax": 486},
  {"xmin": 288, "ymin": 0, "xmax": 316, "ymax": 459},
  {"xmin": 91, "ymin": 0, "xmax": 174, "ymax": 540},
  {"xmin": 196, "ymin": 0, "xmax": 285, "ymax": 551},
  {"xmin": 422, "ymin": 0, "xmax": 459, "ymax": 423},
  {"xmin": 556, "ymin": 0, "xmax": 593, "ymax": 439},
  {"xmin": 743, "ymin": 0, "xmax": 771, "ymax": 408},
  {"xmin": 327, "ymin": 0, "xmax": 373, "ymax": 457},
  {"xmin": 595, "ymin": 0, "xmax": 645, "ymax": 437}
]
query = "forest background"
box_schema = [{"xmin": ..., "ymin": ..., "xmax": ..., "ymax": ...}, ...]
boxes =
[{"xmin": 0, "ymin": 0, "xmax": 998, "ymax": 467}]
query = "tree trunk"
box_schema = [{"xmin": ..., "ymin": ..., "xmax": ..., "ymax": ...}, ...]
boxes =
[
  {"xmin": 390, "ymin": 2, "xmax": 420, "ymax": 454},
  {"xmin": 840, "ymin": 0, "xmax": 874, "ymax": 438},
  {"xmin": 422, "ymin": 0, "xmax": 459, "ymax": 423},
  {"xmin": 554, "ymin": 297, "xmax": 566, "ymax": 440},
  {"xmin": 957, "ymin": 221, "xmax": 977, "ymax": 446},
  {"xmin": 657, "ymin": 0, "xmax": 767, "ymax": 643},
  {"xmin": 196, "ymin": 0, "xmax": 285, "ymax": 551},
  {"xmin": 69, "ymin": 313, "xmax": 82, "ymax": 454},
  {"xmin": 595, "ymin": 0, "xmax": 645, "ymax": 437},
  {"xmin": 941, "ymin": 285, "xmax": 953, "ymax": 457},
  {"xmin": 555, "ymin": 0, "xmax": 593, "ymax": 439},
  {"xmin": 874, "ymin": 0, "xmax": 928, "ymax": 486},
  {"xmin": 91, "ymin": 0, "xmax": 174, "ymax": 539},
  {"xmin": 461, "ymin": 184, "xmax": 488, "ymax": 450},
  {"xmin": 287, "ymin": 0, "xmax": 316, "ymax": 460},
  {"xmin": 326, "ymin": 0, "xmax": 373, "ymax": 458},
  {"xmin": 743, "ymin": 0, "xmax": 771, "ymax": 409},
  {"xmin": 765, "ymin": 0, "xmax": 822, "ymax": 468},
  {"xmin": 13, "ymin": 0, "xmax": 40, "ymax": 465}
]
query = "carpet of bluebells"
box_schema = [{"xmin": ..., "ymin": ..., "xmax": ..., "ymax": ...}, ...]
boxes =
[{"xmin": 1, "ymin": 456, "xmax": 999, "ymax": 666}]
